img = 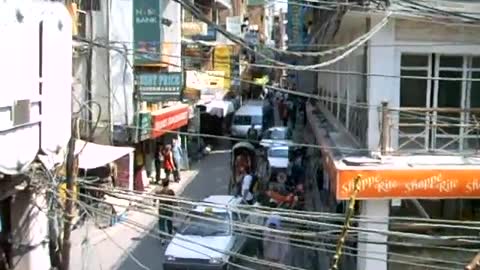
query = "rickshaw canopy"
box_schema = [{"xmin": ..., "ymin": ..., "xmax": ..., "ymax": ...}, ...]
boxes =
[{"xmin": 232, "ymin": 141, "xmax": 256, "ymax": 153}]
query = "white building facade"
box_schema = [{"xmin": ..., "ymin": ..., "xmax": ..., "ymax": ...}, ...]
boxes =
[
  {"xmin": 309, "ymin": 4, "xmax": 480, "ymax": 270},
  {"xmin": 0, "ymin": 1, "xmax": 73, "ymax": 270}
]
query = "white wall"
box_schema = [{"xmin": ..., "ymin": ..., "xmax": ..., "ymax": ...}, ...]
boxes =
[
  {"xmin": 110, "ymin": 0, "xmax": 135, "ymax": 129},
  {"xmin": 366, "ymin": 16, "xmax": 397, "ymax": 151},
  {"xmin": 90, "ymin": 9, "xmax": 111, "ymax": 144},
  {"xmin": 365, "ymin": 17, "xmax": 480, "ymax": 151},
  {"xmin": 11, "ymin": 189, "xmax": 50, "ymax": 270},
  {"xmin": 162, "ymin": 0, "xmax": 182, "ymax": 72},
  {"xmin": 89, "ymin": 0, "xmax": 135, "ymax": 144},
  {"xmin": 40, "ymin": 4, "xmax": 73, "ymax": 155},
  {"xmin": 316, "ymin": 14, "xmax": 368, "ymax": 145},
  {"xmin": 0, "ymin": 1, "xmax": 72, "ymax": 175},
  {"xmin": 356, "ymin": 200, "xmax": 389, "ymax": 270}
]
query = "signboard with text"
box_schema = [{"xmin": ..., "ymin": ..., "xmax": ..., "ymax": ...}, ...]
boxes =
[
  {"xmin": 214, "ymin": 46, "xmax": 232, "ymax": 90},
  {"xmin": 337, "ymin": 169, "xmax": 480, "ymax": 200},
  {"xmin": 137, "ymin": 72, "xmax": 184, "ymax": 102},
  {"xmin": 151, "ymin": 105, "xmax": 189, "ymax": 138},
  {"xmin": 226, "ymin": 16, "xmax": 242, "ymax": 37},
  {"xmin": 133, "ymin": 0, "xmax": 161, "ymax": 65},
  {"xmin": 192, "ymin": 25, "xmax": 217, "ymax": 41},
  {"xmin": 135, "ymin": 112, "xmax": 152, "ymax": 142}
]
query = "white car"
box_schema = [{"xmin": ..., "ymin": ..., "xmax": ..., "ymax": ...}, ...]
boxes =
[
  {"xmin": 260, "ymin": 126, "xmax": 293, "ymax": 148},
  {"xmin": 267, "ymin": 146, "xmax": 289, "ymax": 170},
  {"xmin": 163, "ymin": 195, "xmax": 246, "ymax": 270}
]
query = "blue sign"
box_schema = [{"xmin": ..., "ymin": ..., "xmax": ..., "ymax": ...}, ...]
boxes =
[
  {"xmin": 192, "ymin": 25, "xmax": 217, "ymax": 41},
  {"xmin": 136, "ymin": 72, "xmax": 184, "ymax": 102}
]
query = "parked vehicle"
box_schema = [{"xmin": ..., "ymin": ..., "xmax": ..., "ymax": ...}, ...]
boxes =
[
  {"xmin": 163, "ymin": 195, "xmax": 246, "ymax": 270},
  {"xmin": 230, "ymin": 101, "xmax": 264, "ymax": 138},
  {"xmin": 267, "ymin": 146, "xmax": 289, "ymax": 172},
  {"xmin": 260, "ymin": 126, "xmax": 293, "ymax": 148}
]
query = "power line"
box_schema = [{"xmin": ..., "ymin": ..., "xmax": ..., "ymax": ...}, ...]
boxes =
[
  {"xmin": 75, "ymin": 36, "xmax": 480, "ymax": 83},
  {"xmin": 62, "ymin": 187, "xmax": 474, "ymax": 269},
  {"xmin": 77, "ymin": 184, "xmax": 480, "ymax": 243}
]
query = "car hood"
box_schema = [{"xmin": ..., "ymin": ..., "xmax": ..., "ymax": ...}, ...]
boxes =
[
  {"xmin": 268, "ymin": 157, "xmax": 289, "ymax": 168},
  {"xmin": 165, "ymin": 234, "xmax": 233, "ymax": 260}
]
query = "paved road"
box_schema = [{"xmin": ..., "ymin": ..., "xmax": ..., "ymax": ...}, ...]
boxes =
[{"xmin": 70, "ymin": 145, "xmax": 231, "ymax": 270}]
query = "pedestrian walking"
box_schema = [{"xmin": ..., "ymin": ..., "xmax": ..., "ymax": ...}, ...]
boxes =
[
  {"xmin": 162, "ymin": 145, "xmax": 179, "ymax": 182},
  {"xmin": 280, "ymin": 99, "xmax": 289, "ymax": 127},
  {"xmin": 134, "ymin": 149, "xmax": 145, "ymax": 191},
  {"xmin": 263, "ymin": 214, "xmax": 289, "ymax": 269},
  {"xmin": 154, "ymin": 143, "xmax": 164, "ymax": 184},
  {"xmin": 155, "ymin": 179, "xmax": 176, "ymax": 245},
  {"xmin": 247, "ymin": 124, "xmax": 258, "ymax": 142},
  {"xmin": 241, "ymin": 168, "xmax": 255, "ymax": 205},
  {"xmin": 290, "ymin": 98, "xmax": 297, "ymax": 129},
  {"xmin": 246, "ymin": 202, "xmax": 264, "ymax": 258},
  {"xmin": 172, "ymin": 138, "xmax": 183, "ymax": 181}
]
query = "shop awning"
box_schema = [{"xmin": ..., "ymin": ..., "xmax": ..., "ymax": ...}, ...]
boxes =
[
  {"xmin": 204, "ymin": 99, "xmax": 235, "ymax": 117},
  {"xmin": 74, "ymin": 140, "xmax": 134, "ymax": 169}
]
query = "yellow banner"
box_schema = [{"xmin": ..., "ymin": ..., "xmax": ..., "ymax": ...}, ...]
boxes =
[
  {"xmin": 186, "ymin": 70, "xmax": 225, "ymax": 90},
  {"xmin": 214, "ymin": 46, "xmax": 232, "ymax": 90}
]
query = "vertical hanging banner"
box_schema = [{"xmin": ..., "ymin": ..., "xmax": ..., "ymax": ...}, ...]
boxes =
[
  {"xmin": 133, "ymin": 0, "xmax": 161, "ymax": 65},
  {"xmin": 287, "ymin": 0, "xmax": 302, "ymax": 50},
  {"xmin": 214, "ymin": 45, "xmax": 232, "ymax": 91}
]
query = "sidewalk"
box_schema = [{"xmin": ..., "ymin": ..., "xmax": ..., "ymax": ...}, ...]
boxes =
[{"xmin": 70, "ymin": 169, "xmax": 199, "ymax": 247}]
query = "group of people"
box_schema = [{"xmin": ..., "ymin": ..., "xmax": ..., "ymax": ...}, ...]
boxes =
[{"xmin": 154, "ymin": 138, "xmax": 183, "ymax": 184}]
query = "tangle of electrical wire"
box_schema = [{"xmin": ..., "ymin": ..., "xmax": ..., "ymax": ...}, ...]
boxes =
[{"xmin": 46, "ymin": 184, "xmax": 475, "ymax": 270}]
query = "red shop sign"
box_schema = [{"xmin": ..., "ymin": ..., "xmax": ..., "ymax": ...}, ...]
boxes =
[{"xmin": 151, "ymin": 105, "xmax": 189, "ymax": 138}]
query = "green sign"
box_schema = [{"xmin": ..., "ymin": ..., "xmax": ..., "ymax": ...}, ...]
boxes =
[
  {"xmin": 247, "ymin": 0, "xmax": 264, "ymax": 6},
  {"xmin": 137, "ymin": 72, "xmax": 184, "ymax": 102},
  {"xmin": 133, "ymin": 0, "xmax": 161, "ymax": 65},
  {"xmin": 135, "ymin": 112, "xmax": 152, "ymax": 142}
]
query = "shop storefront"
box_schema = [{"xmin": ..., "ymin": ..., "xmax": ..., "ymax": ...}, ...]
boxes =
[
  {"xmin": 151, "ymin": 104, "xmax": 190, "ymax": 171},
  {"xmin": 134, "ymin": 70, "xmax": 186, "ymax": 188},
  {"xmin": 306, "ymin": 101, "xmax": 480, "ymax": 270}
]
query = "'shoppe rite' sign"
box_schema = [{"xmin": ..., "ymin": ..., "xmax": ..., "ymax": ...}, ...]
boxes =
[{"xmin": 137, "ymin": 72, "xmax": 183, "ymax": 102}]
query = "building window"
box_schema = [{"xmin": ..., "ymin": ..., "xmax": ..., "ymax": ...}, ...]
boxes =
[{"xmin": 399, "ymin": 53, "xmax": 480, "ymax": 152}]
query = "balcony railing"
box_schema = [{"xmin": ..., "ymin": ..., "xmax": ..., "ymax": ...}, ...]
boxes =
[{"xmin": 384, "ymin": 106, "xmax": 480, "ymax": 154}]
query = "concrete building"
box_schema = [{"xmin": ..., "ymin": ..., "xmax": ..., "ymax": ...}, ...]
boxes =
[
  {"xmin": 304, "ymin": 2, "xmax": 480, "ymax": 270},
  {"xmin": 0, "ymin": 1, "xmax": 73, "ymax": 269}
]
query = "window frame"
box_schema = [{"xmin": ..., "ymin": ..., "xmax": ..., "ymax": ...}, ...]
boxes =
[{"xmin": 399, "ymin": 52, "xmax": 480, "ymax": 152}]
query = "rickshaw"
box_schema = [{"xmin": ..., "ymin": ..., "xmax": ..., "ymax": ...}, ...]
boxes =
[{"xmin": 229, "ymin": 142, "xmax": 257, "ymax": 195}]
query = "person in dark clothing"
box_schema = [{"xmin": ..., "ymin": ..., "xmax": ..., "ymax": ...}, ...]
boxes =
[
  {"xmin": 247, "ymin": 124, "xmax": 258, "ymax": 142},
  {"xmin": 154, "ymin": 143, "xmax": 163, "ymax": 184},
  {"xmin": 155, "ymin": 179, "xmax": 176, "ymax": 245},
  {"xmin": 302, "ymin": 98, "xmax": 308, "ymax": 125},
  {"xmin": 290, "ymin": 98, "xmax": 297, "ymax": 129}
]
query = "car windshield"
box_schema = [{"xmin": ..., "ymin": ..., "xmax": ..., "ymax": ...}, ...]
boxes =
[
  {"xmin": 265, "ymin": 129, "xmax": 291, "ymax": 140},
  {"xmin": 268, "ymin": 148, "xmax": 289, "ymax": 158},
  {"xmin": 233, "ymin": 115, "xmax": 262, "ymax": 125},
  {"xmin": 179, "ymin": 211, "xmax": 230, "ymax": 236}
]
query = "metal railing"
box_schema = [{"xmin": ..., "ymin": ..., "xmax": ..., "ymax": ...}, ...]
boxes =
[{"xmin": 382, "ymin": 104, "xmax": 480, "ymax": 154}]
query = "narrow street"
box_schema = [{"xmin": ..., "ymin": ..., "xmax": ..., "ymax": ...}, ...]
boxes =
[{"xmin": 70, "ymin": 143, "xmax": 232, "ymax": 270}]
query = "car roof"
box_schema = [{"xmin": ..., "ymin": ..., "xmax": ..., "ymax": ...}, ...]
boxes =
[
  {"xmin": 203, "ymin": 195, "xmax": 237, "ymax": 205},
  {"xmin": 269, "ymin": 145, "xmax": 289, "ymax": 151},
  {"xmin": 193, "ymin": 196, "xmax": 238, "ymax": 213},
  {"xmin": 267, "ymin": 126, "xmax": 289, "ymax": 131},
  {"xmin": 235, "ymin": 104, "xmax": 263, "ymax": 115}
]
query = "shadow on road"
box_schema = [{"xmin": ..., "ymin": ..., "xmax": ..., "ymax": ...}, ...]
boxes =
[
  {"xmin": 114, "ymin": 143, "xmax": 231, "ymax": 269},
  {"xmin": 113, "ymin": 226, "xmax": 165, "ymax": 270}
]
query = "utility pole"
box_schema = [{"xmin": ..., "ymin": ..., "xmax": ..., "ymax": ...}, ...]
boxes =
[
  {"xmin": 60, "ymin": 135, "xmax": 76, "ymax": 270},
  {"xmin": 331, "ymin": 175, "xmax": 360, "ymax": 270},
  {"xmin": 380, "ymin": 101, "xmax": 390, "ymax": 155}
]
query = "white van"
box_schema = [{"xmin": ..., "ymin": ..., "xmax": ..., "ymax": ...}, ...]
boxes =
[{"xmin": 230, "ymin": 101, "xmax": 264, "ymax": 138}]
